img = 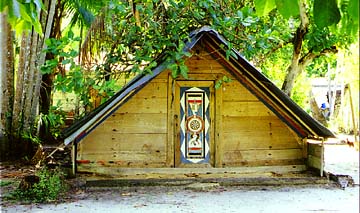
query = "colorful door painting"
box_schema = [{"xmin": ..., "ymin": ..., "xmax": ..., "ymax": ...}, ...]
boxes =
[{"xmin": 179, "ymin": 86, "xmax": 210, "ymax": 164}]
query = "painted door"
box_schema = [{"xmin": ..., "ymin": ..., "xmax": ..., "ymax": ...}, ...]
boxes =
[{"xmin": 174, "ymin": 81, "xmax": 214, "ymax": 167}]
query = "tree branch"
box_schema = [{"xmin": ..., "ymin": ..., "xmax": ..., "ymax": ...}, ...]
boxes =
[
  {"xmin": 299, "ymin": 46, "xmax": 338, "ymax": 67},
  {"xmin": 253, "ymin": 39, "xmax": 292, "ymax": 66}
]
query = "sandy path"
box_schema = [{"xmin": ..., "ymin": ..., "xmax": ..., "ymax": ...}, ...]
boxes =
[
  {"xmin": 325, "ymin": 144, "xmax": 359, "ymax": 185},
  {"xmin": 1, "ymin": 185, "xmax": 359, "ymax": 213}
]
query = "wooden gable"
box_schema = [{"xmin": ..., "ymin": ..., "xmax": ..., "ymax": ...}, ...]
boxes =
[
  {"xmin": 76, "ymin": 43, "xmax": 304, "ymax": 171},
  {"xmin": 62, "ymin": 27, "xmax": 334, "ymax": 175}
]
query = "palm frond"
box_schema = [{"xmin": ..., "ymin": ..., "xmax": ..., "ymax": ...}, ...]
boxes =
[
  {"xmin": 81, "ymin": 14, "xmax": 106, "ymax": 65},
  {"xmin": 63, "ymin": 0, "xmax": 105, "ymax": 28}
]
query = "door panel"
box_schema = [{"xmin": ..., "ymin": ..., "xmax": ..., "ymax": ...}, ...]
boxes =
[{"xmin": 175, "ymin": 81, "xmax": 214, "ymax": 167}]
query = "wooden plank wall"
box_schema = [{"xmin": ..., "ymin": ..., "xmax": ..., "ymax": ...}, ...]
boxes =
[
  {"xmin": 77, "ymin": 72, "xmax": 169, "ymax": 168},
  {"xmin": 307, "ymin": 142, "xmax": 323, "ymax": 171},
  {"xmin": 77, "ymin": 42, "xmax": 305, "ymax": 171},
  {"xmin": 183, "ymin": 44, "xmax": 304, "ymax": 168},
  {"xmin": 221, "ymin": 79, "xmax": 304, "ymax": 167}
]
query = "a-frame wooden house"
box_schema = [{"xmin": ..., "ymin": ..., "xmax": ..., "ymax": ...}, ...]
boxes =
[{"xmin": 61, "ymin": 27, "xmax": 335, "ymax": 176}]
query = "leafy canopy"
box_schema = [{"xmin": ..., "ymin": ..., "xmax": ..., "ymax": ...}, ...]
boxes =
[
  {"xmin": 0, "ymin": 0, "xmax": 43, "ymax": 35},
  {"xmin": 255, "ymin": 0, "xmax": 358, "ymax": 39}
]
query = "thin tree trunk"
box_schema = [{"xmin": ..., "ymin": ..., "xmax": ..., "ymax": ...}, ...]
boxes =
[
  {"xmin": 22, "ymin": 30, "xmax": 37, "ymax": 131},
  {"xmin": 281, "ymin": 0, "xmax": 309, "ymax": 96},
  {"xmin": 33, "ymin": 0, "xmax": 57, "ymax": 141},
  {"xmin": 5, "ymin": 22, "xmax": 14, "ymax": 129},
  {"xmin": 40, "ymin": 0, "xmax": 63, "ymax": 116},
  {"xmin": 0, "ymin": 12, "xmax": 14, "ymax": 160},
  {"xmin": 33, "ymin": 0, "xmax": 57, "ymax": 121},
  {"xmin": 0, "ymin": 13, "xmax": 6, "ymax": 134},
  {"xmin": 130, "ymin": 0, "xmax": 141, "ymax": 27},
  {"xmin": 12, "ymin": 32, "xmax": 31, "ymax": 136},
  {"xmin": 23, "ymin": 30, "xmax": 39, "ymax": 130}
]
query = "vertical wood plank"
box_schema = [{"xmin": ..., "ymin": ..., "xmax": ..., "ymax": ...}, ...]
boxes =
[
  {"xmin": 174, "ymin": 80, "xmax": 181, "ymax": 167},
  {"xmin": 215, "ymin": 83, "xmax": 223, "ymax": 167},
  {"xmin": 209, "ymin": 82, "xmax": 216, "ymax": 167},
  {"xmin": 302, "ymin": 138, "xmax": 308, "ymax": 159},
  {"xmin": 166, "ymin": 72, "xmax": 175, "ymax": 167}
]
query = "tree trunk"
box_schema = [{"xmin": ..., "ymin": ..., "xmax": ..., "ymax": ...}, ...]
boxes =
[
  {"xmin": 23, "ymin": 31, "xmax": 37, "ymax": 131},
  {"xmin": 26, "ymin": 30, "xmax": 40, "ymax": 127},
  {"xmin": 0, "ymin": 12, "xmax": 15, "ymax": 160},
  {"xmin": 35, "ymin": 0, "xmax": 56, "ymax": 115},
  {"xmin": 40, "ymin": 0, "xmax": 63, "ymax": 116},
  {"xmin": 12, "ymin": 33, "xmax": 31, "ymax": 137},
  {"xmin": 130, "ymin": 0, "xmax": 141, "ymax": 27},
  {"xmin": 281, "ymin": 0, "xmax": 309, "ymax": 96},
  {"xmin": 1, "ymin": 0, "xmax": 57, "ymax": 158},
  {"xmin": 0, "ymin": 13, "xmax": 6, "ymax": 135},
  {"xmin": 34, "ymin": 0, "xmax": 57, "ymax": 142}
]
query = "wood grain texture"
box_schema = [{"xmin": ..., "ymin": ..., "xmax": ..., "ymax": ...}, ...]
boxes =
[
  {"xmin": 129, "ymin": 82, "xmax": 168, "ymax": 98},
  {"xmin": 222, "ymin": 149, "xmax": 304, "ymax": 167},
  {"xmin": 76, "ymin": 44, "xmax": 306, "ymax": 171},
  {"xmin": 79, "ymin": 133, "xmax": 166, "ymax": 152},
  {"xmin": 222, "ymin": 81, "xmax": 258, "ymax": 102},
  {"xmin": 222, "ymin": 101, "xmax": 275, "ymax": 117},
  {"xmin": 99, "ymin": 113, "xmax": 167, "ymax": 134}
]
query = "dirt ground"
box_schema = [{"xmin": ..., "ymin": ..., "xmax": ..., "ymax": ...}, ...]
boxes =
[
  {"xmin": 1, "ymin": 142, "xmax": 359, "ymax": 213},
  {"xmin": 2, "ymin": 184, "xmax": 359, "ymax": 213}
]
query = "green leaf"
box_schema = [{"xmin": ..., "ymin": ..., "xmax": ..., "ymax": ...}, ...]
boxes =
[
  {"xmin": 62, "ymin": 59, "xmax": 71, "ymax": 64},
  {"xmin": 179, "ymin": 63, "xmax": 188, "ymax": 79},
  {"xmin": 275, "ymin": 0, "xmax": 299, "ymax": 19},
  {"xmin": 314, "ymin": 0, "xmax": 341, "ymax": 28},
  {"xmin": 32, "ymin": 18, "xmax": 43, "ymax": 34},
  {"xmin": 222, "ymin": 75, "xmax": 232, "ymax": 83},
  {"xmin": 19, "ymin": 4, "xmax": 32, "ymax": 22},
  {"xmin": 183, "ymin": 51, "xmax": 192, "ymax": 57},
  {"xmin": 0, "ymin": 1, "xmax": 4, "ymax": 12},
  {"xmin": 69, "ymin": 50, "xmax": 78, "ymax": 57},
  {"xmin": 136, "ymin": 4, "xmax": 144, "ymax": 12},
  {"xmin": 254, "ymin": 0, "xmax": 276, "ymax": 16},
  {"xmin": 3, "ymin": 0, "xmax": 43, "ymax": 35},
  {"xmin": 9, "ymin": 0, "xmax": 21, "ymax": 18},
  {"xmin": 168, "ymin": 63, "xmax": 178, "ymax": 78},
  {"xmin": 32, "ymin": 0, "xmax": 44, "ymax": 11},
  {"xmin": 348, "ymin": 0, "xmax": 359, "ymax": 24},
  {"xmin": 215, "ymin": 80, "xmax": 222, "ymax": 89},
  {"xmin": 242, "ymin": 16, "xmax": 256, "ymax": 26},
  {"xmin": 149, "ymin": 61, "xmax": 157, "ymax": 68},
  {"xmin": 14, "ymin": 20, "xmax": 30, "ymax": 37},
  {"xmin": 68, "ymin": 30, "xmax": 74, "ymax": 39}
]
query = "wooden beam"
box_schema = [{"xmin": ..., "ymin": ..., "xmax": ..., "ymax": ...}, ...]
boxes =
[
  {"xmin": 320, "ymin": 138, "xmax": 324, "ymax": 177},
  {"xmin": 72, "ymin": 142, "xmax": 77, "ymax": 176},
  {"xmin": 77, "ymin": 165, "xmax": 307, "ymax": 176},
  {"xmin": 215, "ymin": 82, "xmax": 223, "ymax": 167},
  {"xmin": 167, "ymin": 73, "xmax": 175, "ymax": 167}
]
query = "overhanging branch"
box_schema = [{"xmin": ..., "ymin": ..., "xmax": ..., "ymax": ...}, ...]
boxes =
[{"xmin": 299, "ymin": 46, "xmax": 338, "ymax": 67}]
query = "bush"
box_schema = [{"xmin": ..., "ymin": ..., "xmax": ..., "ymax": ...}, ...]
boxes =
[{"xmin": 13, "ymin": 167, "xmax": 66, "ymax": 203}]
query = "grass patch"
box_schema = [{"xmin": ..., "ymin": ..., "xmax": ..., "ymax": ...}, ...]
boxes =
[
  {"xmin": 11, "ymin": 167, "xmax": 67, "ymax": 203},
  {"xmin": 0, "ymin": 180, "xmax": 14, "ymax": 187}
]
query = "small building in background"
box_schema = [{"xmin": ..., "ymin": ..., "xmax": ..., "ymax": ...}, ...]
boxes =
[{"xmin": 311, "ymin": 78, "xmax": 356, "ymax": 134}]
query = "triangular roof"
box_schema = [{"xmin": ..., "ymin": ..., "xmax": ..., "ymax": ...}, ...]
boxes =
[{"xmin": 61, "ymin": 26, "xmax": 335, "ymax": 145}]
